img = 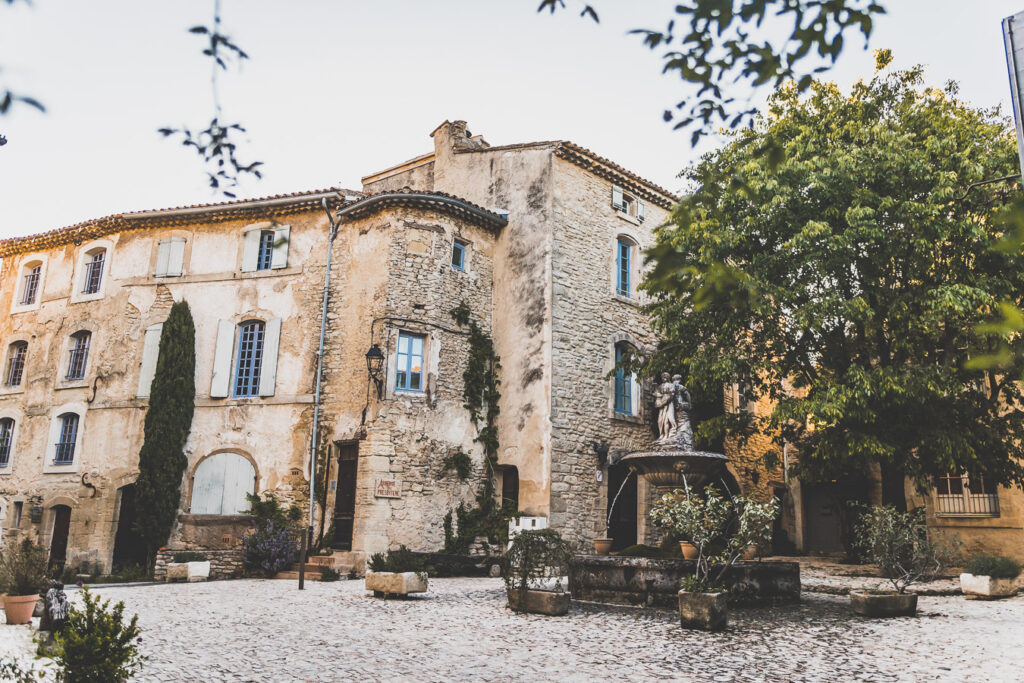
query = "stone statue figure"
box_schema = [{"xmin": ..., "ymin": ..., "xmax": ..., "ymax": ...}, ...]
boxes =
[
  {"xmin": 654, "ymin": 372, "xmax": 677, "ymax": 441},
  {"xmin": 672, "ymin": 374, "xmax": 694, "ymax": 450}
]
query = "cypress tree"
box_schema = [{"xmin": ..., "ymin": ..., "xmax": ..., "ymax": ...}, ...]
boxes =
[{"xmin": 133, "ymin": 300, "xmax": 196, "ymax": 568}]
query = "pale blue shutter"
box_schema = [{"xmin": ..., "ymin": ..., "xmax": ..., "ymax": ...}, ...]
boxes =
[{"xmin": 271, "ymin": 226, "xmax": 290, "ymax": 269}]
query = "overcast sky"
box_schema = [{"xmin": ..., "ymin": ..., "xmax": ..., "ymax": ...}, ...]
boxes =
[{"xmin": 1, "ymin": 0, "xmax": 1022, "ymax": 240}]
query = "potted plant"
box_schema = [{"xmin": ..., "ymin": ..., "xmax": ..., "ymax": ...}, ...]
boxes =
[
  {"xmin": 678, "ymin": 540, "xmax": 698, "ymax": 560},
  {"xmin": 593, "ymin": 538, "xmax": 613, "ymax": 555},
  {"xmin": 650, "ymin": 487, "xmax": 778, "ymax": 631},
  {"xmin": 960, "ymin": 555, "xmax": 1021, "ymax": 599},
  {"xmin": 365, "ymin": 546, "xmax": 428, "ymax": 598},
  {"xmin": 503, "ymin": 528, "xmax": 573, "ymax": 616},
  {"xmin": 851, "ymin": 505, "xmax": 950, "ymax": 617},
  {"xmin": 0, "ymin": 539, "xmax": 49, "ymax": 625}
]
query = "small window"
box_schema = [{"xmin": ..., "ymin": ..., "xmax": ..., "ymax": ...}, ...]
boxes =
[
  {"xmin": 395, "ymin": 332, "xmax": 425, "ymax": 393},
  {"xmin": 935, "ymin": 473, "xmax": 1000, "ymax": 517},
  {"xmin": 614, "ymin": 343, "xmax": 633, "ymax": 415},
  {"xmin": 0, "ymin": 418, "xmax": 13, "ymax": 467},
  {"xmin": 233, "ymin": 321, "xmax": 265, "ymax": 397},
  {"xmin": 82, "ymin": 250, "xmax": 106, "ymax": 295},
  {"xmin": 616, "ymin": 238, "xmax": 632, "ymax": 297},
  {"xmin": 256, "ymin": 230, "xmax": 275, "ymax": 271},
  {"xmin": 66, "ymin": 332, "xmax": 91, "ymax": 382},
  {"xmin": 12, "ymin": 501, "xmax": 22, "ymax": 528},
  {"xmin": 451, "ymin": 240, "xmax": 467, "ymax": 271},
  {"xmin": 21, "ymin": 266, "xmax": 40, "ymax": 305},
  {"xmin": 4, "ymin": 342, "xmax": 27, "ymax": 387},
  {"xmin": 54, "ymin": 413, "xmax": 79, "ymax": 465}
]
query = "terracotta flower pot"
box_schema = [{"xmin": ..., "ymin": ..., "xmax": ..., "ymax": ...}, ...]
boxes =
[
  {"xmin": 4, "ymin": 594, "xmax": 39, "ymax": 625},
  {"xmin": 679, "ymin": 542, "xmax": 699, "ymax": 560},
  {"xmin": 594, "ymin": 538, "xmax": 613, "ymax": 556}
]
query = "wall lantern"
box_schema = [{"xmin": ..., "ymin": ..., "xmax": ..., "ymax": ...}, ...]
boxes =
[{"xmin": 365, "ymin": 343, "xmax": 385, "ymax": 398}]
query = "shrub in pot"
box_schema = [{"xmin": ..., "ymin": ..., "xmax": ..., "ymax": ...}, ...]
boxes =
[
  {"xmin": 851, "ymin": 505, "xmax": 951, "ymax": 617},
  {"xmin": 960, "ymin": 555, "xmax": 1021, "ymax": 599},
  {"xmin": 0, "ymin": 539, "xmax": 49, "ymax": 625},
  {"xmin": 502, "ymin": 529, "xmax": 573, "ymax": 616},
  {"xmin": 649, "ymin": 487, "xmax": 778, "ymax": 631},
  {"xmin": 365, "ymin": 546, "xmax": 428, "ymax": 597}
]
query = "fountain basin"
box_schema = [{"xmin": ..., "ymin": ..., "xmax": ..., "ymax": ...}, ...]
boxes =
[
  {"xmin": 617, "ymin": 449, "xmax": 729, "ymax": 488},
  {"xmin": 570, "ymin": 555, "xmax": 800, "ymax": 607}
]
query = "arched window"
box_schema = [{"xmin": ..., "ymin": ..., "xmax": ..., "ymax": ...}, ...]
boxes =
[
  {"xmin": 233, "ymin": 321, "xmax": 265, "ymax": 397},
  {"xmin": 614, "ymin": 342, "xmax": 634, "ymax": 415},
  {"xmin": 0, "ymin": 418, "xmax": 14, "ymax": 467},
  {"xmin": 66, "ymin": 331, "xmax": 91, "ymax": 381},
  {"xmin": 82, "ymin": 249, "xmax": 106, "ymax": 295},
  {"xmin": 54, "ymin": 413, "xmax": 79, "ymax": 465},
  {"xmin": 20, "ymin": 264, "xmax": 41, "ymax": 305},
  {"xmin": 4, "ymin": 342, "xmax": 27, "ymax": 387},
  {"xmin": 191, "ymin": 452, "xmax": 257, "ymax": 515},
  {"xmin": 616, "ymin": 236, "xmax": 638, "ymax": 298}
]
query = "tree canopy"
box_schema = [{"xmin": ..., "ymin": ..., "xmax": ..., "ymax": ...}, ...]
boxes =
[{"xmin": 643, "ymin": 54, "xmax": 1024, "ymax": 493}]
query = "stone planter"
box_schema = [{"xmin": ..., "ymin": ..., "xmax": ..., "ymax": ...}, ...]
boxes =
[
  {"xmin": 850, "ymin": 590, "xmax": 917, "ymax": 617},
  {"xmin": 960, "ymin": 573, "xmax": 1018, "ymax": 599},
  {"xmin": 364, "ymin": 571, "xmax": 428, "ymax": 598},
  {"xmin": 678, "ymin": 590, "xmax": 727, "ymax": 631},
  {"xmin": 679, "ymin": 542, "xmax": 698, "ymax": 560},
  {"xmin": 506, "ymin": 588, "xmax": 570, "ymax": 616},
  {"xmin": 187, "ymin": 561, "xmax": 211, "ymax": 582},
  {"xmin": 593, "ymin": 538, "xmax": 613, "ymax": 556},
  {"xmin": 3, "ymin": 594, "xmax": 39, "ymax": 625},
  {"xmin": 165, "ymin": 563, "xmax": 189, "ymax": 582}
]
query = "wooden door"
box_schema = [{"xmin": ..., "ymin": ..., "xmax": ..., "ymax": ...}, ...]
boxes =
[
  {"xmin": 804, "ymin": 485, "xmax": 845, "ymax": 554},
  {"xmin": 332, "ymin": 444, "xmax": 359, "ymax": 550},
  {"xmin": 49, "ymin": 505, "xmax": 71, "ymax": 569}
]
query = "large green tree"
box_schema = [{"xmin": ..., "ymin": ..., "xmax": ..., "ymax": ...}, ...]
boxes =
[
  {"xmin": 133, "ymin": 301, "xmax": 196, "ymax": 566},
  {"xmin": 644, "ymin": 54, "xmax": 1024, "ymax": 500}
]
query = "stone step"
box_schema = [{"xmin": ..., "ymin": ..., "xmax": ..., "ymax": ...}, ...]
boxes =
[{"xmin": 273, "ymin": 569, "xmax": 324, "ymax": 581}]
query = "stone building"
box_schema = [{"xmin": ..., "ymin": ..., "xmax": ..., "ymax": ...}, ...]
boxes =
[{"xmin": 0, "ymin": 120, "xmax": 680, "ymax": 574}]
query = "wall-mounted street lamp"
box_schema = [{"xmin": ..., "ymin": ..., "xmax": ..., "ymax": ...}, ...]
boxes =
[{"xmin": 365, "ymin": 343, "xmax": 385, "ymax": 398}]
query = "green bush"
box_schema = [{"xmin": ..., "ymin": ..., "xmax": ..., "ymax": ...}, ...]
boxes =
[
  {"xmin": 0, "ymin": 539, "xmax": 49, "ymax": 596},
  {"xmin": 965, "ymin": 554, "xmax": 1022, "ymax": 579},
  {"xmin": 319, "ymin": 567, "xmax": 340, "ymax": 582},
  {"xmin": 53, "ymin": 587, "xmax": 144, "ymax": 683},
  {"xmin": 854, "ymin": 505, "xmax": 953, "ymax": 593},
  {"xmin": 367, "ymin": 545, "xmax": 424, "ymax": 573},
  {"xmin": 171, "ymin": 551, "xmax": 207, "ymax": 564}
]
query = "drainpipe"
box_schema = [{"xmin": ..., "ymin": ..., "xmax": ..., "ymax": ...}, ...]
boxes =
[{"xmin": 299, "ymin": 196, "xmax": 343, "ymax": 590}]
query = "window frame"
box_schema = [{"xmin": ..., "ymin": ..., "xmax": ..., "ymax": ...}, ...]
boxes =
[
  {"xmin": 232, "ymin": 320, "xmax": 266, "ymax": 398},
  {"xmin": 71, "ymin": 240, "xmax": 113, "ymax": 303},
  {"xmin": 0, "ymin": 416, "xmax": 15, "ymax": 470},
  {"xmin": 394, "ymin": 331, "xmax": 426, "ymax": 394},
  {"xmin": 256, "ymin": 230, "xmax": 275, "ymax": 271},
  {"xmin": 451, "ymin": 239, "xmax": 467, "ymax": 271},
  {"xmin": 65, "ymin": 331, "xmax": 92, "ymax": 382},
  {"xmin": 43, "ymin": 404, "xmax": 86, "ymax": 474},
  {"xmin": 614, "ymin": 344, "xmax": 633, "ymax": 415},
  {"xmin": 53, "ymin": 413, "xmax": 80, "ymax": 466},
  {"xmin": 934, "ymin": 473, "xmax": 1000, "ymax": 518},
  {"xmin": 11, "ymin": 257, "xmax": 46, "ymax": 314},
  {"xmin": 188, "ymin": 451, "xmax": 258, "ymax": 515},
  {"xmin": 82, "ymin": 249, "xmax": 106, "ymax": 295},
  {"xmin": 21, "ymin": 265, "xmax": 41, "ymax": 306},
  {"xmin": 4, "ymin": 341, "xmax": 27, "ymax": 388},
  {"xmin": 616, "ymin": 238, "xmax": 632, "ymax": 297}
]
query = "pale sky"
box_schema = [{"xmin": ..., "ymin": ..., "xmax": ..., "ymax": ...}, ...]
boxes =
[{"xmin": 0, "ymin": 0, "xmax": 1022, "ymax": 239}]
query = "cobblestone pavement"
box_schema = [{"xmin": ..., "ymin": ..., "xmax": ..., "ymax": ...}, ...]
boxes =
[{"xmin": 87, "ymin": 578, "xmax": 1023, "ymax": 682}]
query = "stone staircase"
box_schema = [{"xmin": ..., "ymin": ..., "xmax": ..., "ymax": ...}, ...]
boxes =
[{"xmin": 273, "ymin": 551, "xmax": 364, "ymax": 581}]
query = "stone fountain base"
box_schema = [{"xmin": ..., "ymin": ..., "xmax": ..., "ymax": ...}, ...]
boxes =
[{"xmin": 570, "ymin": 556, "xmax": 800, "ymax": 608}]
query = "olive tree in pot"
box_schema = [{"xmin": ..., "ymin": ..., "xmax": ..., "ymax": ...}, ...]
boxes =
[
  {"xmin": 502, "ymin": 529, "xmax": 573, "ymax": 616},
  {"xmin": 0, "ymin": 540, "xmax": 49, "ymax": 625},
  {"xmin": 851, "ymin": 505, "xmax": 951, "ymax": 617},
  {"xmin": 960, "ymin": 555, "xmax": 1021, "ymax": 600},
  {"xmin": 650, "ymin": 487, "xmax": 778, "ymax": 631}
]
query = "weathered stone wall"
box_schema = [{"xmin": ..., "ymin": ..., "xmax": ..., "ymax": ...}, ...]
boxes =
[{"xmin": 152, "ymin": 548, "xmax": 244, "ymax": 581}]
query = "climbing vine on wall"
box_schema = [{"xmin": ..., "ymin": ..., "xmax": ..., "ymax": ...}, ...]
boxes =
[{"xmin": 443, "ymin": 302, "xmax": 511, "ymax": 553}]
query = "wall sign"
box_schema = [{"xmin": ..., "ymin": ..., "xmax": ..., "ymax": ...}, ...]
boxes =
[{"xmin": 374, "ymin": 477, "xmax": 402, "ymax": 499}]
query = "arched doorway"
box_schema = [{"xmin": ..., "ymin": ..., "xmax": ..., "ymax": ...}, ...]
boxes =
[
  {"xmin": 49, "ymin": 505, "xmax": 71, "ymax": 571},
  {"xmin": 606, "ymin": 463, "xmax": 637, "ymax": 550},
  {"xmin": 112, "ymin": 484, "xmax": 147, "ymax": 569}
]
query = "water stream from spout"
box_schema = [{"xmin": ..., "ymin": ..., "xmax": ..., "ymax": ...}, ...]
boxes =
[{"xmin": 606, "ymin": 469, "xmax": 637, "ymax": 530}]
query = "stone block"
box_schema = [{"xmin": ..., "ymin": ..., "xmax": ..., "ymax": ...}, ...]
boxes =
[
  {"xmin": 166, "ymin": 563, "xmax": 188, "ymax": 582},
  {"xmin": 187, "ymin": 561, "xmax": 211, "ymax": 582},
  {"xmin": 506, "ymin": 588, "xmax": 570, "ymax": 616},
  {"xmin": 849, "ymin": 591, "xmax": 917, "ymax": 617},
  {"xmin": 678, "ymin": 591, "xmax": 728, "ymax": 631},
  {"xmin": 960, "ymin": 573, "xmax": 1018, "ymax": 599},
  {"xmin": 365, "ymin": 571, "xmax": 428, "ymax": 597}
]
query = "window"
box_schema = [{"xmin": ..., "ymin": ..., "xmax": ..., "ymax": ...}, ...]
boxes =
[
  {"xmin": 155, "ymin": 237, "xmax": 186, "ymax": 277},
  {"xmin": 451, "ymin": 239, "xmax": 467, "ymax": 271},
  {"xmin": 191, "ymin": 452, "xmax": 257, "ymax": 515},
  {"xmin": 616, "ymin": 238, "xmax": 632, "ymax": 297},
  {"xmin": 257, "ymin": 230, "xmax": 275, "ymax": 271},
  {"xmin": 612, "ymin": 186, "xmax": 646, "ymax": 222},
  {"xmin": 12, "ymin": 502, "xmax": 21, "ymax": 528},
  {"xmin": 935, "ymin": 473, "xmax": 1000, "ymax": 517},
  {"xmin": 82, "ymin": 250, "xmax": 106, "ymax": 295},
  {"xmin": 21, "ymin": 266, "xmax": 40, "ymax": 305},
  {"xmin": 66, "ymin": 331, "xmax": 91, "ymax": 381},
  {"xmin": 395, "ymin": 332, "xmax": 425, "ymax": 392},
  {"xmin": 233, "ymin": 321, "xmax": 265, "ymax": 397},
  {"xmin": 0, "ymin": 418, "xmax": 12, "ymax": 467},
  {"xmin": 242, "ymin": 225, "xmax": 290, "ymax": 273},
  {"xmin": 614, "ymin": 344, "xmax": 630, "ymax": 413},
  {"xmin": 4, "ymin": 342, "xmax": 27, "ymax": 387},
  {"xmin": 54, "ymin": 413, "xmax": 79, "ymax": 465}
]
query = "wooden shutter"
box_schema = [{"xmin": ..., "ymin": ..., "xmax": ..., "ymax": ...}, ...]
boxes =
[
  {"xmin": 136, "ymin": 323, "xmax": 163, "ymax": 397},
  {"xmin": 210, "ymin": 320, "xmax": 235, "ymax": 398},
  {"xmin": 221, "ymin": 454, "xmax": 256, "ymax": 514},
  {"xmin": 155, "ymin": 240, "xmax": 171, "ymax": 277},
  {"xmin": 637, "ymin": 200, "xmax": 646, "ymax": 222},
  {"xmin": 191, "ymin": 454, "xmax": 226, "ymax": 514},
  {"xmin": 271, "ymin": 226, "xmax": 290, "ymax": 269},
  {"xmin": 167, "ymin": 237, "xmax": 186, "ymax": 276},
  {"xmin": 258, "ymin": 317, "xmax": 282, "ymax": 397},
  {"xmin": 241, "ymin": 230, "xmax": 261, "ymax": 272},
  {"xmin": 631, "ymin": 374, "xmax": 641, "ymax": 416},
  {"xmin": 612, "ymin": 186, "xmax": 624, "ymax": 211}
]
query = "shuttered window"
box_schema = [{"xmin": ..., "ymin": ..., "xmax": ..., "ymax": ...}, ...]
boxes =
[
  {"xmin": 155, "ymin": 237, "xmax": 186, "ymax": 277},
  {"xmin": 191, "ymin": 452, "xmax": 257, "ymax": 515},
  {"xmin": 256, "ymin": 231, "xmax": 275, "ymax": 271},
  {"xmin": 242, "ymin": 226, "xmax": 290, "ymax": 272},
  {"xmin": 233, "ymin": 321, "xmax": 265, "ymax": 397}
]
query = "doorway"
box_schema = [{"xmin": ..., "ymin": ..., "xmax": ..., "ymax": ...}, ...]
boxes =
[
  {"xmin": 49, "ymin": 505, "xmax": 72, "ymax": 570},
  {"xmin": 112, "ymin": 484, "xmax": 147, "ymax": 569},
  {"xmin": 606, "ymin": 463, "xmax": 637, "ymax": 550},
  {"xmin": 332, "ymin": 443, "xmax": 359, "ymax": 550},
  {"xmin": 803, "ymin": 485, "xmax": 845, "ymax": 554}
]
